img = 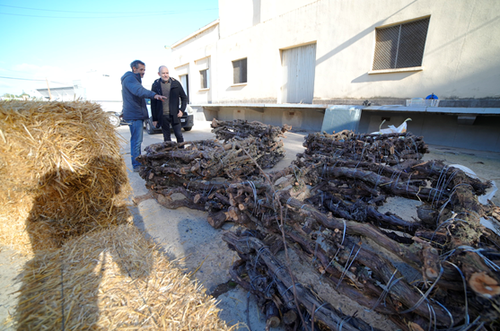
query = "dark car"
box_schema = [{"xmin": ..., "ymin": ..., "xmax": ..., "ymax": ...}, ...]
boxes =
[{"xmin": 144, "ymin": 99, "xmax": 194, "ymax": 134}]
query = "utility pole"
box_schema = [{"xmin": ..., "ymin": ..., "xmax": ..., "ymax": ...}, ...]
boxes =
[{"xmin": 45, "ymin": 78, "xmax": 52, "ymax": 101}]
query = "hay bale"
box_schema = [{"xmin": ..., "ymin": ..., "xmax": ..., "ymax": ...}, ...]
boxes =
[
  {"xmin": 0, "ymin": 100, "xmax": 132, "ymax": 254},
  {"xmin": 13, "ymin": 224, "xmax": 232, "ymax": 331}
]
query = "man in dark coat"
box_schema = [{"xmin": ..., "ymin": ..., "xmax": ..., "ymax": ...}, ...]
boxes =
[
  {"xmin": 121, "ymin": 60, "xmax": 166, "ymax": 172},
  {"xmin": 151, "ymin": 66, "xmax": 188, "ymax": 143}
]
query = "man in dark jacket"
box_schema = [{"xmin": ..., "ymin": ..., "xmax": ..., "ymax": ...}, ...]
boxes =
[
  {"xmin": 151, "ymin": 66, "xmax": 187, "ymax": 144},
  {"xmin": 121, "ymin": 60, "xmax": 166, "ymax": 172}
]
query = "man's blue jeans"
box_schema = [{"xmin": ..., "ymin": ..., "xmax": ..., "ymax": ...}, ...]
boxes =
[{"xmin": 129, "ymin": 120, "xmax": 143, "ymax": 169}]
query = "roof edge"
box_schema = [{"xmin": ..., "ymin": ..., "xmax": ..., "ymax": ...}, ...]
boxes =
[{"xmin": 171, "ymin": 19, "xmax": 219, "ymax": 49}]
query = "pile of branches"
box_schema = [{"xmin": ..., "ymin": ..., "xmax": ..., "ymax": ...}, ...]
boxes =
[
  {"xmin": 221, "ymin": 160, "xmax": 500, "ymax": 330},
  {"xmin": 211, "ymin": 118, "xmax": 291, "ymax": 169},
  {"xmin": 303, "ymin": 130, "xmax": 428, "ymax": 167},
  {"xmin": 136, "ymin": 120, "xmax": 290, "ymax": 212},
  {"xmin": 138, "ymin": 126, "xmax": 500, "ymax": 330}
]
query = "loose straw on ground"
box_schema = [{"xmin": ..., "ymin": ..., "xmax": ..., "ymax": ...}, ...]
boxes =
[{"xmin": 13, "ymin": 224, "xmax": 233, "ymax": 330}]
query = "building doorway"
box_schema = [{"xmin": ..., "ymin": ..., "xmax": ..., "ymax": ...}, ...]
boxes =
[{"xmin": 280, "ymin": 43, "xmax": 316, "ymax": 104}]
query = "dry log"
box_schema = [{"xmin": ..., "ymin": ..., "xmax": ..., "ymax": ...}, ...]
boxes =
[
  {"xmin": 307, "ymin": 193, "xmax": 421, "ymax": 233},
  {"xmin": 282, "ymin": 309, "xmax": 297, "ymax": 325},
  {"xmin": 265, "ymin": 301, "xmax": 281, "ymax": 329},
  {"xmin": 320, "ymin": 166, "xmax": 447, "ymax": 202},
  {"xmin": 223, "ymin": 232, "xmax": 384, "ymax": 331},
  {"xmin": 280, "ymin": 191, "xmax": 421, "ymax": 266},
  {"xmin": 454, "ymin": 248, "xmax": 500, "ymax": 322},
  {"xmin": 211, "ymin": 119, "xmax": 289, "ymax": 169},
  {"xmin": 302, "ymin": 131, "xmax": 428, "ymax": 164},
  {"xmin": 287, "ymin": 234, "xmax": 400, "ymax": 316},
  {"xmin": 411, "ymin": 161, "xmax": 491, "ymax": 195},
  {"xmin": 207, "ymin": 210, "xmax": 228, "ymax": 229},
  {"xmin": 295, "ymin": 155, "xmax": 418, "ymax": 182},
  {"xmin": 151, "ymin": 189, "xmax": 204, "ymax": 210},
  {"xmin": 134, "ymin": 125, "xmax": 500, "ymax": 330},
  {"xmin": 229, "ymin": 257, "xmax": 296, "ymax": 328},
  {"xmin": 283, "ymin": 224, "xmax": 454, "ymax": 326}
]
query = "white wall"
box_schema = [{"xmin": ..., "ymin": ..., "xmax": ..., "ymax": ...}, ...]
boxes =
[
  {"xmin": 311, "ymin": 0, "xmax": 500, "ymax": 101},
  {"xmin": 171, "ymin": 22, "xmax": 219, "ymax": 104},
  {"xmin": 218, "ymin": 0, "xmax": 319, "ymax": 37},
  {"xmin": 174, "ymin": 0, "xmax": 500, "ymax": 105}
]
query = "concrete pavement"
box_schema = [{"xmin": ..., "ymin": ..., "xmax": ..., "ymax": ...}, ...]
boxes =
[
  {"xmin": 2, "ymin": 119, "xmax": 498, "ymax": 330},
  {"xmin": 118, "ymin": 121, "xmax": 306, "ymax": 330},
  {"xmin": 118, "ymin": 120, "xmax": 500, "ymax": 329}
]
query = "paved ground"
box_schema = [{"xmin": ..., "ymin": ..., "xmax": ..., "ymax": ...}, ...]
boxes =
[
  {"xmin": 122, "ymin": 121, "xmax": 304, "ymax": 331},
  {"xmin": 118, "ymin": 121, "xmax": 500, "ymax": 329},
  {"xmin": 1, "ymin": 120, "xmax": 500, "ymax": 330}
]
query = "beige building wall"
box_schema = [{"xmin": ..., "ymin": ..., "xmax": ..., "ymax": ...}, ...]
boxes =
[
  {"xmin": 173, "ymin": 0, "xmax": 500, "ymax": 105},
  {"xmin": 171, "ymin": 20, "xmax": 220, "ymax": 104},
  {"xmin": 310, "ymin": 0, "xmax": 500, "ymax": 101}
]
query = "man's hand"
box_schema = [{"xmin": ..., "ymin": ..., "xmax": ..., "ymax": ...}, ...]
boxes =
[
  {"xmin": 177, "ymin": 110, "xmax": 183, "ymax": 118},
  {"xmin": 153, "ymin": 121, "xmax": 158, "ymax": 127},
  {"xmin": 153, "ymin": 94, "xmax": 167, "ymax": 101}
]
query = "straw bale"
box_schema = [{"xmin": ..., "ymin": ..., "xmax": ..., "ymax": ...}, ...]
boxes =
[
  {"xmin": 0, "ymin": 100, "xmax": 132, "ymax": 254},
  {"xmin": 13, "ymin": 224, "xmax": 232, "ymax": 331}
]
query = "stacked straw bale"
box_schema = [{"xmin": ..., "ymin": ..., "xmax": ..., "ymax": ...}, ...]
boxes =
[
  {"xmin": 14, "ymin": 224, "xmax": 232, "ymax": 330},
  {"xmin": 0, "ymin": 100, "xmax": 132, "ymax": 254}
]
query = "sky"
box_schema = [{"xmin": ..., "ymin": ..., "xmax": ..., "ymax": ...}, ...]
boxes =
[{"xmin": 0, "ymin": 0, "xmax": 219, "ymax": 98}]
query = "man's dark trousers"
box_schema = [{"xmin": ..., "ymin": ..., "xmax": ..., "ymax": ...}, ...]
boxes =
[{"xmin": 162, "ymin": 114, "xmax": 184, "ymax": 143}]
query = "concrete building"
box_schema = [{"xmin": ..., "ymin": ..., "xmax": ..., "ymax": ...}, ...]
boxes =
[{"xmin": 170, "ymin": 0, "xmax": 500, "ymax": 151}]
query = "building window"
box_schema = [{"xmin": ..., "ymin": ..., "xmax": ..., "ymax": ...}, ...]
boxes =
[
  {"xmin": 200, "ymin": 69, "xmax": 209, "ymax": 89},
  {"xmin": 179, "ymin": 74, "xmax": 189, "ymax": 100},
  {"xmin": 372, "ymin": 17, "xmax": 430, "ymax": 70},
  {"xmin": 232, "ymin": 58, "xmax": 247, "ymax": 84}
]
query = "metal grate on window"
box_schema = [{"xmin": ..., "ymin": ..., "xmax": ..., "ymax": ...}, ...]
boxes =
[
  {"xmin": 372, "ymin": 17, "xmax": 430, "ymax": 70},
  {"xmin": 232, "ymin": 58, "xmax": 247, "ymax": 84}
]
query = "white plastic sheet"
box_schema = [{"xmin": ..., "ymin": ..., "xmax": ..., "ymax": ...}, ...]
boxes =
[{"xmin": 371, "ymin": 118, "xmax": 412, "ymax": 135}]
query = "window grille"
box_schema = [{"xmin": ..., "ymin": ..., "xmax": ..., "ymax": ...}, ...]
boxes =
[
  {"xmin": 372, "ymin": 17, "xmax": 430, "ymax": 70},
  {"xmin": 232, "ymin": 58, "xmax": 247, "ymax": 84},
  {"xmin": 200, "ymin": 69, "xmax": 209, "ymax": 89}
]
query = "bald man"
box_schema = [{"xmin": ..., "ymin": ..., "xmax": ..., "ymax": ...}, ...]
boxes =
[{"xmin": 150, "ymin": 66, "xmax": 188, "ymax": 144}]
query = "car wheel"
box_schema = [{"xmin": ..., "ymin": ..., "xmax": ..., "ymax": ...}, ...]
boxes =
[
  {"xmin": 183, "ymin": 126, "xmax": 192, "ymax": 132},
  {"xmin": 107, "ymin": 114, "xmax": 120, "ymax": 127},
  {"xmin": 145, "ymin": 121, "xmax": 154, "ymax": 134}
]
